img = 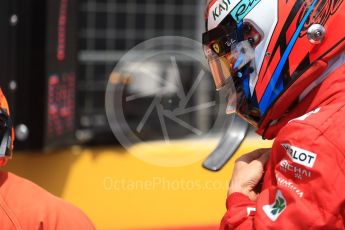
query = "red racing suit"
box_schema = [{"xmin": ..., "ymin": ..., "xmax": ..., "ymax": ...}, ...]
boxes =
[
  {"xmin": 0, "ymin": 171, "xmax": 96, "ymax": 229},
  {"xmin": 220, "ymin": 63, "xmax": 345, "ymax": 229}
]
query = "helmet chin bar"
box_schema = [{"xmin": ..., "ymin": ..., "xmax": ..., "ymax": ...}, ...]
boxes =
[{"xmin": 203, "ymin": 114, "xmax": 248, "ymax": 171}]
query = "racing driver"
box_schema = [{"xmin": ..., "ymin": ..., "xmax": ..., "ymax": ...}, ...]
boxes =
[
  {"xmin": 0, "ymin": 88, "xmax": 96, "ymax": 229},
  {"xmin": 203, "ymin": 0, "xmax": 345, "ymax": 228}
]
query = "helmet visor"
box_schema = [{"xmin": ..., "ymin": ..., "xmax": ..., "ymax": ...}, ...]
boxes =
[
  {"xmin": 203, "ymin": 40, "xmax": 255, "ymax": 90},
  {"xmin": 202, "ymin": 16, "xmax": 262, "ymax": 127}
]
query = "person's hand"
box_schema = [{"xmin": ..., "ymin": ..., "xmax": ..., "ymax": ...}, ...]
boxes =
[{"xmin": 228, "ymin": 148, "xmax": 270, "ymax": 201}]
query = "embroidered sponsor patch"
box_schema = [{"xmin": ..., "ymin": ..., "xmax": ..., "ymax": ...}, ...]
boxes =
[
  {"xmin": 276, "ymin": 175, "xmax": 304, "ymax": 198},
  {"xmin": 262, "ymin": 190, "xmax": 286, "ymax": 222},
  {"xmin": 281, "ymin": 144, "xmax": 317, "ymax": 168},
  {"xmin": 246, "ymin": 207, "xmax": 256, "ymax": 216},
  {"xmin": 279, "ymin": 159, "xmax": 312, "ymax": 180}
]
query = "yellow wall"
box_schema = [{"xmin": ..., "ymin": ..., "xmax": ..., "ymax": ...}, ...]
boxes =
[{"xmin": 3, "ymin": 136, "xmax": 272, "ymax": 230}]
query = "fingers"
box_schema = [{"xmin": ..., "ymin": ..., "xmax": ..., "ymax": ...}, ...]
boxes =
[
  {"xmin": 236, "ymin": 148, "xmax": 270, "ymax": 164},
  {"xmin": 229, "ymin": 148, "xmax": 271, "ymax": 199},
  {"xmin": 235, "ymin": 148, "xmax": 270, "ymax": 173},
  {"xmin": 249, "ymin": 152, "xmax": 270, "ymax": 171},
  {"xmin": 257, "ymin": 150, "xmax": 270, "ymax": 165}
]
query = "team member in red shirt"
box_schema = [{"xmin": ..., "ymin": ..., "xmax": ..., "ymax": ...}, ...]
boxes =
[
  {"xmin": 203, "ymin": 0, "xmax": 345, "ymax": 228},
  {"xmin": 0, "ymin": 88, "xmax": 95, "ymax": 229}
]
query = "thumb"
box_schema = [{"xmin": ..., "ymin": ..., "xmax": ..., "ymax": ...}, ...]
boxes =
[
  {"xmin": 249, "ymin": 152, "xmax": 270, "ymax": 171},
  {"xmin": 258, "ymin": 151, "xmax": 270, "ymax": 165}
]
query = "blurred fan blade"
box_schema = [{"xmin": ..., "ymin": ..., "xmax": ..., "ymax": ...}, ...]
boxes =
[{"xmin": 203, "ymin": 114, "xmax": 249, "ymax": 171}]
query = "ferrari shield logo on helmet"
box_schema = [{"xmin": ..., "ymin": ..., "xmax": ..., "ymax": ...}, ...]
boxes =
[{"xmin": 212, "ymin": 42, "xmax": 221, "ymax": 54}]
